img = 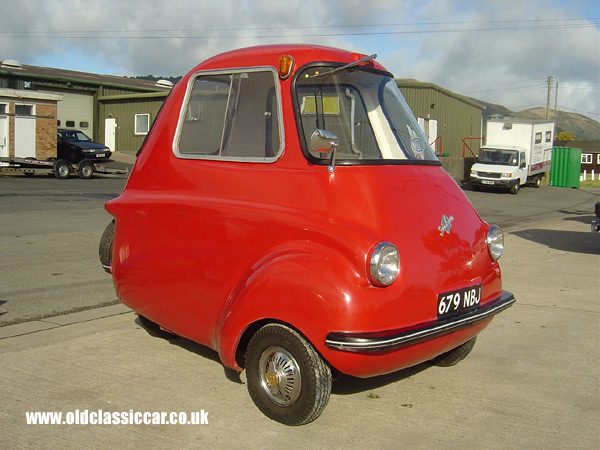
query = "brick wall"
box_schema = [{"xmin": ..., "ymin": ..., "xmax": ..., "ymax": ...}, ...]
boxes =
[
  {"xmin": 35, "ymin": 103, "xmax": 57, "ymax": 159},
  {"xmin": 0, "ymin": 98, "xmax": 58, "ymax": 159}
]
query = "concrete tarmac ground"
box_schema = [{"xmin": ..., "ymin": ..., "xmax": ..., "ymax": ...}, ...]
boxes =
[{"xmin": 1, "ymin": 207, "xmax": 598, "ymax": 448}]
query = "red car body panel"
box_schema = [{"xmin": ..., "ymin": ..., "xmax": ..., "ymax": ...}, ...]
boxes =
[{"xmin": 105, "ymin": 44, "xmax": 512, "ymax": 378}]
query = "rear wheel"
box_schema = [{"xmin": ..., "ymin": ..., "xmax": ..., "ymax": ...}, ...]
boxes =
[
  {"xmin": 531, "ymin": 175, "xmax": 541, "ymax": 188},
  {"xmin": 137, "ymin": 315, "xmax": 176, "ymax": 339},
  {"xmin": 245, "ymin": 323, "xmax": 332, "ymax": 425},
  {"xmin": 78, "ymin": 160, "xmax": 95, "ymax": 179},
  {"xmin": 99, "ymin": 220, "xmax": 115, "ymax": 273},
  {"xmin": 54, "ymin": 159, "xmax": 72, "ymax": 179},
  {"xmin": 433, "ymin": 337, "xmax": 477, "ymax": 367}
]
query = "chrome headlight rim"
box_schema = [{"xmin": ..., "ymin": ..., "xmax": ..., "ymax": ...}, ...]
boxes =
[
  {"xmin": 368, "ymin": 241, "xmax": 400, "ymax": 287},
  {"xmin": 486, "ymin": 225, "xmax": 504, "ymax": 261}
]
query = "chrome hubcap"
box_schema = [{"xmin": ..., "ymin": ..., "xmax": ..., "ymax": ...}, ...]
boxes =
[{"xmin": 258, "ymin": 346, "xmax": 301, "ymax": 406}]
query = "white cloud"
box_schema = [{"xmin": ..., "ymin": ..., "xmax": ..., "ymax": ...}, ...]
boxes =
[
  {"xmin": 1, "ymin": 0, "xmax": 598, "ymax": 118},
  {"xmin": 385, "ymin": 0, "xmax": 600, "ymax": 116}
]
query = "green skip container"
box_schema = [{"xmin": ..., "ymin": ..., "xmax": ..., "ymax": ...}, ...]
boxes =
[{"xmin": 549, "ymin": 147, "xmax": 582, "ymax": 188}]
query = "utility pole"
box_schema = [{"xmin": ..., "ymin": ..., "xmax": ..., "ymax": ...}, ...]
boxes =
[
  {"xmin": 554, "ymin": 81, "xmax": 559, "ymax": 121},
  {"xmin": 546, "ymin": 75, "xmax": 553, "ymax": 120}
]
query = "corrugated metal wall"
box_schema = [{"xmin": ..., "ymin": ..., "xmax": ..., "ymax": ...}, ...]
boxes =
[
  {"xmin": 98, "ymin": 97, "xmax": 165, "ymax": 152},
  {"xmin": 397, "ymin": 81, "xmax": 484, "ymax": 158}
]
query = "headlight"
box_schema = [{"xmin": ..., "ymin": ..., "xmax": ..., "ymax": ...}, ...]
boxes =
[
  {"xmin": 368, "ymin": 242, "xmax": 400, "ymax": 286},
  {"xmin": 502, "ymin": 172, "xmax": 512, "ymax": 178},
  {"xmin": 471, "ymin": 170, "xmax": 478, "ymax": 176},
  {"xmin": 486, "ymin": 225, "xmax": 504, "ymax": 261}
]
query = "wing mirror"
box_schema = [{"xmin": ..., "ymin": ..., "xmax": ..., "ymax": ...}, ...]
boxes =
[{"xmin": 310, "ymin": 129, "xmax": 339, "ymax": 173}]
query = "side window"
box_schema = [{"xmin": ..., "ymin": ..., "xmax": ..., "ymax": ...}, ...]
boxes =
[
  {"xmin": 176, "ymin": 69, "xmax": 282, "ymax": 161},
  {"xmin": 535, "ymin": 132, "xmax": 542, "ymax": 144}
]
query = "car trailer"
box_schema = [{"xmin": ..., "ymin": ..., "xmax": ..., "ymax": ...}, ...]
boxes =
[{"xmin": 0, "ymin": 157, "xmax": 128, "ymax": 179}]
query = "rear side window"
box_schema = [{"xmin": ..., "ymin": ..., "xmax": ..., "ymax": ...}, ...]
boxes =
[{"xmin": 175, "ymin": 68, "xmax": 283, "ymax": 162}]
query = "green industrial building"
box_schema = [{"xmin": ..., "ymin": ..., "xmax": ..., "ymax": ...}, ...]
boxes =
[{"xmin": 0, "ymin": 59, "xmax": 171, "ymax": 154}]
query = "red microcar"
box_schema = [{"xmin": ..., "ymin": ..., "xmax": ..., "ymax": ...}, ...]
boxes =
[{"xmin": 100, "ymin": 45, "xmax": 515, "ymax": 425}]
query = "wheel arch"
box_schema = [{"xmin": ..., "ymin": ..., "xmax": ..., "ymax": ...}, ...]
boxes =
[
  {"xmin": 233, "ymin": 318, "xmax": 315, "ymax": 371},
  {"xmin": 215, "ymin": 244, "xmax": 364, "ymax": 372}
]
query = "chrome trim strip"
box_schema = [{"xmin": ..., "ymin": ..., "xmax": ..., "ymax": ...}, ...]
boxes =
[{"xmin": 325, "ymin": 291, "xmax": 515, "ymax": 353}]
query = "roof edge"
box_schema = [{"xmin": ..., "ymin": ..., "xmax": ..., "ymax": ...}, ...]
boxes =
[{"xmin": 395, "ymin": 78, "xmax": 484, "ymax": 110}]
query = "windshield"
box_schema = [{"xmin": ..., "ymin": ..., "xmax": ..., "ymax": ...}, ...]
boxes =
[
  {"xmin": 294, "ymin": 65, "xmax": 439, "ymax": 165},
  {"xmin": 59, "ymin": 131, "xmax": 92, "ymax": 142},
  {"xmin": 478, "ymin": 148, "xmax": 519, "ymax": 166}
]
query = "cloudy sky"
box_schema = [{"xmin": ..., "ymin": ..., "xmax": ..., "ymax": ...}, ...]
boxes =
[{"xmin": 1, "ymin": 0, "xmax": 599, "ymax": 119}]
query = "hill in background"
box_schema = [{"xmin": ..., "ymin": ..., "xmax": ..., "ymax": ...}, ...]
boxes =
[{"xmin": 469, "ymin": 98, "xmax": 600, "ymax": 140}]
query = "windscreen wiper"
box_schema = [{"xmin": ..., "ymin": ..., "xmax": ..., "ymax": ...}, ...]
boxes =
[{"xmin": 309, "ymin": 54, "xmax": 377, "ymax": 78}]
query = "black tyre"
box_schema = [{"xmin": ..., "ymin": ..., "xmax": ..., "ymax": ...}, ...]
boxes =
[
  {"xmin": 509, "ymin": 182, "xmax": 520, "ymax": 195},
  {"xmin": 78, "ymin": 160, "xmax": 95, "ymax": 179},
  {"xmin": 532, "ymin": 175, "xmax": 541, "ymax": 188},
  {"xmin": 99, "ymin": 220, "xmax": 115, "ymax": 273},
  {"xmin": 54, "ymin": 159, "xmax": 72, "ymax": 179},
  {"xmin": 433, "ymin": 337, "xmax": 477, "ymax": 367},
  {"xmin": 245, "ymin": 323, "xmax": 332, "ymax": 425}
]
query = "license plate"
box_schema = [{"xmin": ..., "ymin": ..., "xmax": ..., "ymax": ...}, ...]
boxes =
[
  {"xmin": 96, "ymin": 153, "xmax": 106, "ymax": 158},
  {"xmin": 437, "ymin": 284, "xmax": 481, "ymax": 319},
  {"xmin": 481, "ymin": 180, "xmax": 494, "ymax": 185}
]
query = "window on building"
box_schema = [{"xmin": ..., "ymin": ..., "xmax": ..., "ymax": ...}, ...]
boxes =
[
  {"xmin": 79, "ymin": 121, "xmax": 89, "ymax": 128},
  {"xmin": 597, "ymin": 154, "xmax": 600, "ymax": 164},
  {"xmin": 66, "ymin": 120, "xmax": 75, "ymax": 127},
  {"xmin": 135, "ymin": 113, "xmax": 150, "ymax": 135},
  {"xmin": 176, "ymin": 69, "xmax": 282, "ymax": 161},
  {"xmin": 535, "ymin": 132, "xmax": 542, "ymax": 144},
  {"xmin": 0, "ymin": 103, "xmax": 7, "ymax": 115},
  {"xmin": 581, "ymin": 154, "xmax": 592, "ymax": 164},
  {"xmin": 545, "ymin": 131, "xmax": 552, "ymax": 142},
  {"xmin": 15, "ymin": 104, "xmax": 33, "ymax": 116}
]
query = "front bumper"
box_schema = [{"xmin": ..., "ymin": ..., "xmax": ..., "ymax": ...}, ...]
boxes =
[
  {"xmin": 470, "ymin": 177, "xmax": 516, "ymax": 188},
  {"xmin": 325, "ymin": 290, "xmax": 515, "ymax": 353}
]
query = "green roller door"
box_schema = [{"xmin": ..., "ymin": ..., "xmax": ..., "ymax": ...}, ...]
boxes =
[{"xmin": 549, "ymin": 147, "xmax": 582, "ymax": 188}]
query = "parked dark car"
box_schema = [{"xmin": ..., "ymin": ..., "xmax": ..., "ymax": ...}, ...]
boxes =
[{"xmin": 57, "ymin": 129, "xmax": 111, "ymax": 162}]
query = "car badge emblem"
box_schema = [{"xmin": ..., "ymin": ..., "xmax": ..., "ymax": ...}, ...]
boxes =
[{"xmin": 438, "ymin": 214, "xmax": 454, "ymax": 236}]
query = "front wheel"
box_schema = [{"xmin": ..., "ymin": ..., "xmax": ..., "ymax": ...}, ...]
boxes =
[
  {"xmin": 245, "ymin": 324, "xmax": 332, "ymax": 425},
  {"xmin": 509, "ymin": 182, "xmax": 520, "ymax": 195}
]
